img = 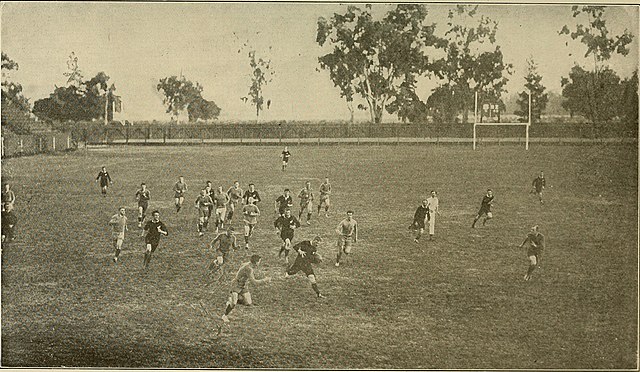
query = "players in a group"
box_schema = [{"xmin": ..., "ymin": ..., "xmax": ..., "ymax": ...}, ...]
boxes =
[
  {"xmin": 108, "ymin": 207, "xmax": 128, "ymax": 263},
  {"xmin": 195, "ymin": 188, "xmax": 214, "ymax": 236},
  {"xmin": 135, "ymin": 183, "xmax": 151, "ymax": 228},
  {"xmin": 221, "ymin": 254, "xmax": 272, "ymax": 323},
  {"xmin": 243, "ymin": 183, "xmax": 261, "ymax": 205},
  {"xmin": 518, "ymin": 225, "xmax": 545, "ymax": 281},
  {"xmin": 532, "ymin": 171, "xmax": 546, "ymax": 204},
  {"xmin": 281, "ymin": 146, "xmax": 291, "ymax": 171},
  {"xmin": 142, "ymin": 210, "xmax": 168, "ymax": 269},
  {"xmin": 471, "ymin": 189, "xmax": 494, "ymax": 228},
  {"xmin": 96, "ymin": 166, "xmax": 113, "ymax": 197},
  {"xmin": 411, "ymin": 199, "xmax": 429, "ymax": 243},
  {"xmin": 318, "ymin": 177, "xmax": 331, "ymax": 217},
  {"xmin": 213, "ymin": 186, "xmax": 230, "ymax": 233},
  {"xmin": 226, "ymin": 181, "xmax": 244, "ymax": 224},
  {"xmin": 297, "ymin": 181, "xmax": 314, "ymax": 225},
  {"xmin": 335, "ymin": 210, "xmax": 358, "ymax": 267},
  {"xmin": 208, "ymin": 227, "xmax": 238, "ymax": 276},
  {"xmin": 284, "ymin": 236, "xmax": 325, "ymax": 298},
  {"xmin": 242, "ymin": 197, "xmax": 260, "ymax": 249},
  {"xmin": 2, "ymin": 183, "xmax": 16, "ymax": 207},
  {"xmin": 275, "ymin": 188, "xmax": 293, "ymax": 216},
  {"xmin": 173, "ymin": 176, "xmax": 188, "ymax": 213},
  {"xmin": 274, "ymin": 208, "xmax": 300, "ymax": 263}
]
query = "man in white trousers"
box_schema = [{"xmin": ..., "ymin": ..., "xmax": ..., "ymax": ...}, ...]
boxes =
[{"xmin": 426, "ymin": 190, "xmax": 440, "ymax": 240}]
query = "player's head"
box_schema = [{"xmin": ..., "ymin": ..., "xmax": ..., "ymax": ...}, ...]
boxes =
[
  {"xmin": 312, "ymin": 235, "xmax": 323, "ymax": 245},
  {"xmin": 248, "ymin": 183, "xmax": 255, "ymax": 190},
  {"xmin": 118, "ymin": 206, "xmax": 126, "ymax": 215},
  {"xmin": 234, "ymin": 181, "xmax": 239, "ymax": 187},
  {"xmin": 487, "ymin": 189, "xmax": 492, "ymax": 196},
  {"xmin": 284, "ymin": 188, "xmax": 290, "ymax": 195},
  {"xmin": 206, "ymin": 181, "xmax": 212, "ymax": 187},
  {"xmin": 530, "ymin": 225, "xmax": 539, "ymax": 233},
  {"xmin": 250, "ymin": 254, "xmax": 262, "ymax": 266},
  {"xmin": 3, "ymin": 184, "xmax": 9, "ymax": 191},
  {"xmin": 101, "ymin": 166, "xmax": 106, "ymax": 171},
  {"xmin": 151, "ymin": 210, "xmax": 160, "ymax": 220},
  {"xmin": 217, "ymin": 186, "xmax": 223, "ymax": 192},
  {"xmin": 284, "ymin": 146, "xmax": 288, "ymax": 151},
  {"xmin": 324, "ymin": 177, "xmax": 329, "ymax": 183},
  {"xmin": 431, "ymin": 190, "xmax": 437, "ymax": 197},
  {"xmin": 305, "ymin": 181, "xmax": 311, "ymax": 188},
  {"xmin": 179, "ymin": 176, "xmax": 184, "ymax": 182},
  {"xmin": 539, "ymin": 171, "xmax": 544, "ymax": 177},
  {"xmin": 247, "ymin": 196, "xmax": 255, "ymax": 204},
  {"xmin": 141, "ymin": 182, "xmax": 147, "ymax": 189},
  {"xmin": 284, "ymin": 208, "xmax": 292, "ymax": 217},
  {"xmin": 200, "ymin": 188, "xmax": 207, "ymax": 195},
  {"xmin": 346, "ymin": 210, "xmax": 354, "ymax": 219},
  {"xmin": 422, "ymin": 199, "xmax": 428, "ymax": 206},
  {"xmin": 4, "ymin": 202, "xmax": 12, "ymax": 211}
]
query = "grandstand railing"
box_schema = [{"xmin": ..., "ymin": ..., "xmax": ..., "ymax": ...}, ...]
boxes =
[{"xmin": 67, "ymin": 121, "xmax": 638, "ymax": 146}]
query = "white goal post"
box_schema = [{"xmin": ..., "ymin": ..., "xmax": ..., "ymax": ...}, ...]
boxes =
[{"xmin": 473, "ymin": 91, "xmax": 531, "ymax": 150}]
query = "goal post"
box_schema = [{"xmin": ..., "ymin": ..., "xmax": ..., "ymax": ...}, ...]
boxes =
[{"xmin": 473, "ymin": 91, "xmax": 531, "ymax": 150}]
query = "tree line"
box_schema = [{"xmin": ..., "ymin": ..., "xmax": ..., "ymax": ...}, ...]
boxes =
[{"xmin": 1, "ymin": 5, "xmax": 637, "ymax": 128}]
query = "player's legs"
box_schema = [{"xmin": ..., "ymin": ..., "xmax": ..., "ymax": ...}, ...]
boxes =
[
  {"xmin": 537, "ymin": 190, "xmax": 543, "ymax": 204},
  {"xmin": 114, "ymin": 236, "xmax": 123, "ymax": 262},
  {"xmin": 282, "ymin": 160, "xmax": 287, "ymax": 171},
  {"xmin": 524, "ymin": 255, "xmax": 538, "ymax": 281},
  {"xmin": 238, "ymin": 291, "xmax": 253, "ymax": 306},
  {"xmin": 243, "ymin": 222, "xmax": 254, "ymax": 248},
  {"xmin": 222, "ymin": 291, "xmax": 240, "ymax": 321},
  {"xmin": 415, "ymin": 227, "xmax": 425, "ymax": 242},
  {"xmin": 307, "ymin": 274, "xmax": 323, "ymax": 297},
  {"xmin": 143, "ymin": 243, "xmax": 153, "ymax": 268},
  {"xmin": 306, "ymin": 201, "xmax": 313, "ymax": 223},
  {"xmin": 335, "ymin": 236, "xmax": 345, "ymax": 266},
  {"xmin": 483, "ymin": 211, "xmax": 493, "ymax": 226},
  {"xmin": 138, "ymin": 205, "xmax": 145, "ymax": 227},
  {"xmin": 101, "ymin": 185, "xmax": 108, "ymax": 196},
  {"xmin": 428, "ymin": 214, "xmax": 436, "ymax": 238}
]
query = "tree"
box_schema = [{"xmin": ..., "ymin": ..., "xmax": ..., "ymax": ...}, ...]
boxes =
[
  {"xmin": 385, "ymin": 76, "xmax": 428, "ymax": 123},
  {"xmin": 619, "ymin": 70, "xmax": 638, "ymax": 129},
  {"xmin": 559, "ymin": 6, "xmax": 634, "ymax": 124},
  {"xmin": 187, "ymin": 96, "xmax": 221, "ymax": 122},
  {"xmin": 1, "ymin": 52, "xmax": 30, "ymax": 112},
  {"xmin": 157, "ymin": 75, "xmax": 203, "ymax": 121},
  {"xmin": 63, "ymin": 52, "xmax": 85, "ymax": 95},
  {"xmin": 514, "ymin": 57, "xmax": 549, "ymax": 123},
  {"xmin": 242, "ymin": 50, "xmax": 274, "ymax": 120},
  {"xmin": 427, "ymin": 85, "xmax": 461, "ymax": 124},
  {"xmin": 435, "ymin": 5, "xmax": 513, "ymax": 123},
  {"xmin": 317, "ymin": 4, "xmax": 446, "ymax": 124},
  {"xmin": 561, "ymin": 65, "xmax": 622, "ymax": 123}
]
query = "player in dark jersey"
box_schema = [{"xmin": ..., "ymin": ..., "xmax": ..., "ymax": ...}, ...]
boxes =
[
  {"xmin": 297, "ymin": 181, "xmax": 314, "ymax": 225},
  {"xmin": 275, "ymin": 189, "xmax": 293, "ymax": 216},
  {"xmin": 284, "ymin": 236, "xmax": 325, "ymax": 298},
  {"xmin": 1, "ymin": 202, "xmax": 17, "ymax": 243},
  {"xmin": 135, "ymin": 183, "xmax": 151, "ymax": 228},
  {"xmin": 411, "ymin": 199, "xmax": 430, "ymax": 243},
  {"xmin": 243, "ymin": 183, "xmax": 261, "ymax": 205},
  {"xmin": 195, "ymin": 188, "xmax": 214, "ymax": 236},
  {"xmin": 221, "ymin": 254, "xmax": 271, "ymax": 323},
  {"xmin": 318, "ymin": 178, "xmax": 331, "ymax": 217},
  {"xmin": 226, "ymin": 181, "xmax": 244, "ymax": 223},
  {"xmin": 531, "ymin": 171, "xmax": 546, "ymax": 204},
  {"xmin": 142, "ymin": 210, "xmax": 168, "ymax": 269},
  {"xmin": 205, "ymin": 181, "xmax": 214, "ymax": 218},
  {"xmin": 2, "ymin": 183, "xmax": 16, "ymax": 207},
  {"xmin": 472, "ymin": 189, "xmax": 494, "ymax": 228},
  {"xmin": 173, "ymin": 176, "xmax": 188, "ymax": 213},
  {"xmin": 281, "ymin": 146, "xmax": 291, "ymax": 171},
  {"xmin": 274, "ymin": 208, "xmax": 301, "ymax": 263},
  {"xmin": 518, "ymin": 225, "xmax": 545, "ymax": 281},
  {"xmin": 208, "ymin": 227, "xmax": 238, "ymax": 276},
  {"xmin": 95, "ymin": 166, "xmax": 113, "ymax": 197}
]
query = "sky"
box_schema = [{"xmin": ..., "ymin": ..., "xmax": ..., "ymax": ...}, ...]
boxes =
[{"xmin": 1, "ymin": 2, "xmax": 638, "ymax": 122}]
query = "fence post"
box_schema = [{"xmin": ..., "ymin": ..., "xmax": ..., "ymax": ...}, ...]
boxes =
[
  {"xmin": 163, "ymin": 128, "xmax": 167, "ymax": 144},
  {"xmin": 19, "ymin": 138, "xmax": 23, "ymax": 153},
  {"xmin": 126, "ymin": 125, "xmax": 130, "ymax": 144},
  {"xmin": 67, "ymin": 135, "xmax": 70, "ymax": 149},
  {"xmin": 52, "ymin": 136, "xmax": 56, "ymax": 151},
  {"xmin": 83, "ymin": 128, "xmax": 88, "ymax": 148},
  {"xmin": 0, "ymin": 136, "xmax": 3, "ymax": 158}
]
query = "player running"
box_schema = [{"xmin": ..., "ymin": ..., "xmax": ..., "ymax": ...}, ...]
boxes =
[
  {"xmin": 95, "ymin": 166, "xmax": 113, "ymax": 197},
  {"xmin": 411, "ymin": 199, "xmax": 429, "ymax": 243},
  {"xmin": 142, "ymin": 210, "xmax": 168, "ymax": 269},
  {"xmin": 518, "ymin": 225, "xmax": 545, "ymax": 281},
  {"xmin": 274, "ymin": 209, "xmax": 301, "ymax": 263},
  {"xmin": 108, "ymin": 207, "xmax": 128, "ymax": 263},
  {"xmin": 135, "ymin": 183, "xmax": 151, "ymax": 228},
  {"xmin": 242, "ymin": 197, "xmax": 261, "ymax": 249},
  {"xmin": 195, "ymin": 188, "xmax": 214, "ymax": 236},
  {"xmin": 207, "ymin": 227, "xmax": 238, "ymax": 277},
  {"xmin": 243, "ymin": 183, "xmax": 261, "ymax": 205},
  {"xmin": 220, "ymin": 254, "xmax": 272, "ymax": 323},
  {"xmin": 213, "ymin": 186, "xmax": 230, "ymax": 233},
  {"xmin": 275, "ymin": 188, "xmax": 293, "ymax": 216},
  {"xmin": 317, "ymin": 177, "xmax": 331, "ymax": 217},
  {"xmin": 531, "ymin": 171, "xmax": 546, "ymax": 204},
  {"xmin": 471, "ymin": 189, "xmax": 494, "ymax": 228},
  {"xmin": 173, "ymin": 176, "xmax": 188, "ymax": 213},
  {"xmin": 205, "ymin": 181, "xmax": 214, "ymax": 219},
  {"xmin": 281, "ymin": 146, "xmax": 291, "ymax": 171},
  {"xmin": 284, "ymin": 236, "xmax": 325, "ymax": 298},
  {"xmin": 335, "ymin": 210, "xmax": 358, "ymax": 267},
  {"xmin": 297, "ymin": 181, "xmax": 314, "ymax": 225},
  {"xmin": 2, "ymin": 183, "xmax": 16, "ymax": 207},
  {"xmin": 226, "ymin": 181, "xmax": 244, "ymax": 224}
]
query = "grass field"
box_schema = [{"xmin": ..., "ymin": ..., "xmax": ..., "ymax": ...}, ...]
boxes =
[{"xmin": 1, "ymin": 144, "xmax": 637, "ymax": 369}]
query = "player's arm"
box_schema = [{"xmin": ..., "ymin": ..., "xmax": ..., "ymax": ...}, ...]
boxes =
[
  {"xmin": 274, "ymin": 217, "xmax": 282, "ymax": 231},
  {"xmin": 293, "ymin": 242, "xmax": 306, "ymax": 257},
  {"xmin": 249, "ymin": 269, "xmax": 271, "ymax": 284},
  {"xmin": 413, "ymin": 207, "xmax": 421, "ymax": 222},
  {"xmin": 294, "ymin": 217, "xmax": 301, "ymax": 228},
  {"xmin": 335, "ymin": 221, "xmax": 342, "ymax": 236},
  {"xmin": 232, "ymin": 235, "xmax": 238, "ymax": 250},
  {"xmin": 274, "ymin": 199, "xmax": 279, "ymax": 214},
  {"xmin": 107, "ymin": 173, "xmax": 113, "ymax": 184},
  {"xmin": 157, "ymin": 222, "xmax": 168, "ymax": 236},
  {"xmin": 518, "ymin": 236, "xmax": 529, "ymax": 248},
  {"xmin": 108, "ymin": 216, "xmax": 118, "ymax": 226},
  {"xmin": 255, "ymin": 192, "xmax": 261, "ymax": 203},
  {"xmin": 254, "ymin": 206, "xmax": 261, "ymax": 217}
]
